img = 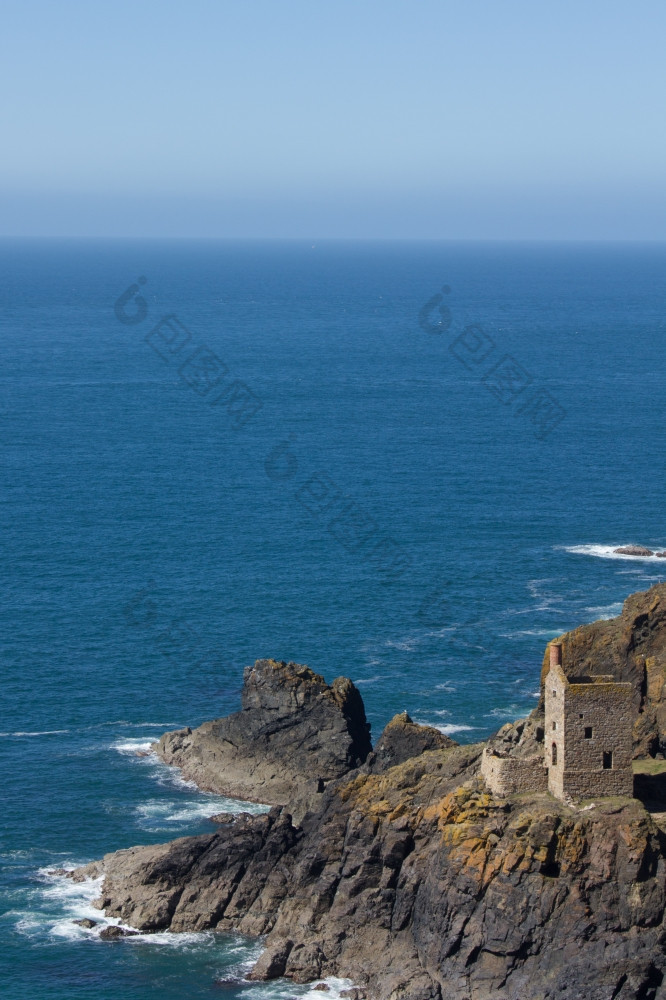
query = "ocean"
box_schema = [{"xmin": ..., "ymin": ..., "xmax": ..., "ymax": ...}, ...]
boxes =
[{"xmin": 1, "ymin": 239, "xmax": 665, "ymax": 998}]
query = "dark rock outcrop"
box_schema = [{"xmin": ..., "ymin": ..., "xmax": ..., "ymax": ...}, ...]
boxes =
[
  {"xmin": 614, "ymin": 545, "xmax": 655, "ymax": 556},
  {"xmin": 153, "ymin": 659, "xmax": 371, "ymax": 821},
  {"xmin": 368, "ymin": 711, "xmax": 455, "ymax": 772}
]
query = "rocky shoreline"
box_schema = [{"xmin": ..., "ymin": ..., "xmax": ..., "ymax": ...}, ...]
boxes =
[{"xmin": 69, "ymin": 582, "xmax": 666, "ymax": 999}]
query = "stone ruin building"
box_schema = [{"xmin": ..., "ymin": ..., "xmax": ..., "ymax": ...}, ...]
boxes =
[{"xmin": 481, "ymin": 641, "xmax": 635, "ymax": 801}]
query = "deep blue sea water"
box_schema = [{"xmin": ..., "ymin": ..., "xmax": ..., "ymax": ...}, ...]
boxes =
[{"xmin": 1, "ymin": 240, "xmax": 665, "ymax": 998}]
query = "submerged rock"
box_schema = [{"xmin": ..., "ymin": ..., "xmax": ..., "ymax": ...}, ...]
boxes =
[{"xmin": 99, "ymin": 925, "xmax": 138, "ymax": 939}]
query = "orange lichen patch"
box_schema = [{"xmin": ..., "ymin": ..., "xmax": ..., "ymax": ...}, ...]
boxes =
[
  {"xmin": 419, "ymin": 783, "xmax": 512, "ymax": 881},
  {"xmin": 337, "ymin": 773, "xmax": 371, "ymax": 803},
  {"xmin": 645, "ymin": 656, "xmax": 666, "ymax": 704},
  {"xmin": 387, "ymin": 801, "xmax": 410, "ymax": 822},
  {"xmin": 337, "ymin": 747, "xmax": 476, "ymax": 822},
  {"xmin": 422, "ymin": 786, "xmax": 472, "ymax": 828},
  {"xmin": 558, "ymin": 821, "xmax": 588, "ymax": 869}
]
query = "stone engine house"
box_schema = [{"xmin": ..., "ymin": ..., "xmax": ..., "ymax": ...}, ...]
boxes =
[{"xmin": 544, "ymin": 642, "xmax": 634, "ymax": 800}]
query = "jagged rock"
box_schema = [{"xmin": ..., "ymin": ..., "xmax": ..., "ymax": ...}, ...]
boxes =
[
  {"xmin": 614, "ymin": 545, "xmax": 654, "ymax": 556},
  {"xmin": 153, "ymin": 659, "xmax": 371, "ymax": 822},
  {"xmin": 73, "ymin": 918, "xmax": 97, "ymax": 928},
  {"xmin": 246, "ymin": 938, "xmax": 294, "ymax": 979},
  {"xmin": 369, "ymin": 711, "xmax": 456, "ymax": 772},
  {"xmin": 208, "ymin": 811, "xmax": 250, "ymax": 825},
  {"xmin": 657, "ymin": 552, "xmax": 666, "ymax": 558}
]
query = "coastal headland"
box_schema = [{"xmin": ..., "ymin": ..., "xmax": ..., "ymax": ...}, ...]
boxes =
[{"xmin": 69, "ymin": 583, "xmax": 666, "ymax": 1000}]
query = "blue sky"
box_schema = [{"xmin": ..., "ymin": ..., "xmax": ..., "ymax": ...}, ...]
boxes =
[{"xmin": 1, "ymin": 0, "xmax": 665, "ymax": 238}]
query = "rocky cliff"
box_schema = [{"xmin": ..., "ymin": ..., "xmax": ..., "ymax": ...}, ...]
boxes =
[{"xmin": 71, "ymin": 583, "xmax": 666, "ymax": 1000}]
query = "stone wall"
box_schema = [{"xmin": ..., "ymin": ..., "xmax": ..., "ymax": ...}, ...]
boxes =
[
  {"xmin": 559, "ymin": 767, "xmax": 634, "ymax": 799},
  {"xmin": 480, "ymin": 747, "xmax": 547, "ymax": 797}
]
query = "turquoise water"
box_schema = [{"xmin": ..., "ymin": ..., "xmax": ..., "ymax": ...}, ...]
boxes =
[{"xmin": 1, "ymin": 240, "xmax": 665, "ymax": 997}]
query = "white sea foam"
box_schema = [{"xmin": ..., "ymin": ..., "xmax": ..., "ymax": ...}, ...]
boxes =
[
  {"xmin": 240, "ymin": 975, "xmax": 357, "ymax": 998},
  {"xmin": 498, "ymin": 629, "xmax": 565, "ymax": 638},
  {"xmin": 561, "ymin": 543, "xmax": 663, "ymax": 562},
  {"xmin": 111, "ymin": 738, "xmax": 156, "ymax": 755},
  {"xmin": 485, "ymin": 704, "xmax": 525, "ymax": 720},
  {"xmin": 416, "ymin": 720, "xmax": 476, "ymax": 735},
  {"xmin": 435, "ymin": 682, "xmax": 457, "ymax": 692},
  {"xmin": 135, "ymin": 795, "xmax": 269, "ymax": 832},
  {"xmin": 353, "ymin": 675, "xmax": 382, "ymax": 686},
  {"xmin": 81, "ymin": 720, "xmax": 180, "ymax": 730},
  {"xmin": 584, "ymin": 602, "xmax": 624, "ymax": 619},
  {"xmin": 15, "ymin": 866, "xmax": 107, "ymax": 942},
  {"xmin": 22, "ymin": 868, "xmax": 225, "ymax": 949},
  {"xmin": 109, "ymin": 735, "xmax": 271, "ymax": 828},
  {"xmin": 3, "ymin": 729, "xmax": 70, "ymax": 737},
  {"xmin": 384, "ymin": 636, "xmax": 421, "ymax": 651}
]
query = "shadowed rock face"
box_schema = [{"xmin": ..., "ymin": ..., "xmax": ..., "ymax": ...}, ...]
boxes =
[
  {"xmin": 73, "ymin": 585, "xmax": 666, "ymax": 1000},
  {"xmin": 153, "ymin": 659, "xmax": 372, "ymax": 821},
  {"xmin": 539, "ymin": 583, "xmax": 666, "ymax": 756}
]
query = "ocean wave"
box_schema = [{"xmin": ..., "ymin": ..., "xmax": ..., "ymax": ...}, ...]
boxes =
[
  {"xmin": 109, "ymin": 737, "xmax": 271, "ymax": 825},
  {"xmin": 498, "ymin": 629, "xmax": 565, "ymax": 638},
  {"xmin": 584, "ymin": 602, "xmax": 624, "ymax": 619},
  {"xmin": 24, "ymin": 871, "xmax": 356, "ymax": 994},
  {"xmin": 80, "ymin": 720, "xmax": 181, "ymax": 730},
  {"xmin": 561, "ymin": 543, "xmax": 663, "ymax": 562},
  {"xmin": 20, "ymin": 868, "xmax": 226, "ymax": 949},
  {"xmin": 415, "ymin": 720, "xmax": 476, "ymax": 735},
  {"xmin": 135, "ymin": 796, "xmax": 270, "ymax": 832},
  {"xmin": 1, "ymin": 729, "xmax": 70, "ymax": 737},
  {"xmin": 239, "ymin": 976, "xmax": 357, "ymax": 998},
  {"xmin": 111, "ymin": 737, "xmax": 156, "ymax": 755},
  {"xmin": 109, "ymin": 737, "xmax": 194, "ymax": 790},
  {"xmin": 485, "ymin": 704, "xmax": 527, "ymax": 720},
  {"xmin": 384, "ymin": 636, "xmax": 421, "ymax": 651}
]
